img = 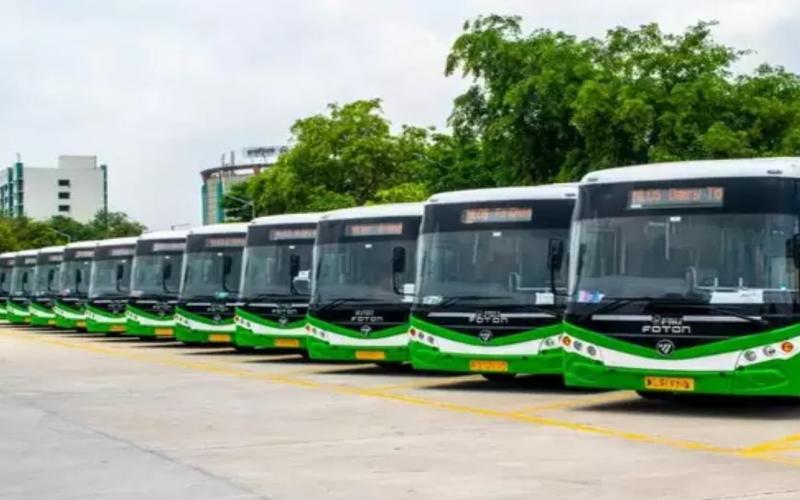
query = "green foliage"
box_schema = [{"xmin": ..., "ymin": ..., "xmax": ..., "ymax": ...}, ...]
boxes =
[
  {"xmin": 447, "ymin": 17, "xmax": 800, "ymax": 183},
  {"xmin": 234, "ymin": 17, "xmax": 800, "ymax": 216},
  {"xmin": 0, "ymin": 210, "xmax": 145, "ymax": 252}
]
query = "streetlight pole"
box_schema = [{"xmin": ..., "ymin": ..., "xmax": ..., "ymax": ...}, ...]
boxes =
[
  {"xmin": 224, "ymin": 194, "xmax": 256, "ymax": 221},
  {"xmin": 51, "ymin": 228, "xmax": 72, "ymax": 244}
]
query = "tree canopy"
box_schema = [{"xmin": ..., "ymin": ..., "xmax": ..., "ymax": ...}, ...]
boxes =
[
  {"xmin": 0, "ymin": 210, "xmax": 146, "ymax": 252},
  {"xmin": 229, "ymin": 16, "xmax": 800, "ymax": 219}
]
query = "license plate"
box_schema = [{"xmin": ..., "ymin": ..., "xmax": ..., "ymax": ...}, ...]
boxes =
[
  {"xmin": 275, "ymin": 338, "xmax": 300, "ymax": 348},
  {"xmin": 644, "ymin": 376, "xmax": 695, "ymax": 392},
  {"xmin": 355, "ymin": 350, "xmax": 386, "ymax": 361},
  {"xmin": 110, "ymin": 325, "xmax": 126, "ymax": 332},
  {"xmin": 76, "ymin": 321, "xmax": 86, "ymax": 328},
  {"xmin": 208, "ymin": 333, "xmax": 231, "ymax": 343},
  {"xmin": 469, "ymin": 359, "xmax": 509, "ymax": 372},
  {"xmin": 47, "ymin": 319, "xmax": 55, "ymax": 325},
  {"xmin": 154, "ymin": 327, "xmax": 174, "ymax": 337}
]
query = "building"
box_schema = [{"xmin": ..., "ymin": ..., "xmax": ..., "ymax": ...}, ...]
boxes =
[
  {"xmin": 0, "ymin": 155, "xmax": 107, "ymax": 223},
  {"xmin": 200, "ymin": 146, "xmax": 285, "ymax": 225}
]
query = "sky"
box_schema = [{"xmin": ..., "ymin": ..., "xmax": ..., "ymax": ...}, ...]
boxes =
[{"xmin": 2, "ymin": 0, "xmax": 799, "ymax": 230}]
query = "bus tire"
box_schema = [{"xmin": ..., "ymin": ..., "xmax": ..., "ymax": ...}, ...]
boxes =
[
  {"xmin": 481, "ymin": 373, "xmax": 517, "ymax": 383},
  {"xmin": 636, "ymin": 390, "xmax": 672, "ymax": 400},
  {"xmin": 234, "ymin": 345, "xmax": 256, "ymax": 353}
]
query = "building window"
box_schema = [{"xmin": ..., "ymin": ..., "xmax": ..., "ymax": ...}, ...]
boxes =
[
  {"xmin": 58, "ymin": 192, "xmax": 70, "ymax": 199},
  {"xmin": 58, "ymin": 179, "xmax": 70, "ymax": 187},
  {"xmin": 58, "ymin": 205, "xmax": 70, "ymax": 213}
]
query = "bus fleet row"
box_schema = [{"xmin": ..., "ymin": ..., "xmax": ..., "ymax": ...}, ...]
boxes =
[{"xmin": 3, "ymin": 157, "xmax": 800, "ymax": 398}]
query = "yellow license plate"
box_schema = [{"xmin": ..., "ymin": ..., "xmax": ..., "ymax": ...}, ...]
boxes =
[
  {"xmin": 76, "ymin": 321, "xmax": 86, "ymax": 328},
  {"xmin": 644, "ymin": 376, "xmax": 695, "ymax": 392},
  {"xmin": 154, "ymin": 327, "xmax": 174, "ymax": 337},
  {"xmin": 47, "ymin": 319, "xmax": 55, "ymax": 325},
  {"xmin": 355, "ymin": 350, "xmax": 386, "ymax": 361},
  {"xmin": 469, "ymin": 360, "xmax": 509, "ymax": 372},
  {"xmin": 208, "ymin": 333, "xmax": 231, "ymax": 343},
  {"xmin": 110, "ymin": 325, "xmax": 126, "ymax": 332},
  {"xmin": 275, "ymin": 338, "xmax": 300, "ymax": 348}
]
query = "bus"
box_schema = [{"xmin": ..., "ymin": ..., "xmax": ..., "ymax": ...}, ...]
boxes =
[
  {"xmin": 410, "ymin": 185, "xmax": 577, "ymax": 381},
  {"xmin": 175, "ymin": 223, "xmax": 247, "ymax": 345},
  {"xmin": 0, "ymin": 252, "xmax": 17, "ymax": 321},
  {"xmin": 125, "ymin": 230, "xmax": 188, "ymax": 339},
  {"xmin": 234, "ymin": 213, "xmax": 321, "ymax": 352},
  {"xmin": 54, "ymin": 240, "xmax": 97, "ymax": 330},
  {"xmin": 29, "ymin": 246, "xmax": 65, "ymax": 326},
  {"xmin": 562, "ymin": 157, "xmax": 800, "ymax": 397},
  {"xmin": 306, "ymin": 203, "xmax": 423, "ymax": 364},
  {"xmin": 7, "ymin": 249, "xmax": 38, "ymax": 324},
  {"xmin": 84, "ymin": 237, "xmax": 137, "ymax": 334}
]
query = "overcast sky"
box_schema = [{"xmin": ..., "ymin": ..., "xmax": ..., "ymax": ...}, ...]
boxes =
[{"xmin": 2, "ymin": 0, "xmax": 798, "ymax": 230}]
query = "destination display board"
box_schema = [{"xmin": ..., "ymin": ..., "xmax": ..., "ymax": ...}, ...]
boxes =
[{"xmin": 628, "ymin": 187, "xmax": 724, "ymax": 210}]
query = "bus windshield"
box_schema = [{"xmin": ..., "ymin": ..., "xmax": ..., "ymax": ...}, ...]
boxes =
[
  {"xmin": 10, "ymin": 264, "xmax": 35, "ymax": 296},
  {"xmin": 89, "ymin": 257, "xmax": 133, "ymax": 299},
  {"xmin": 570, "ymin": 213, "xmax": 798, "ymax": 304},
  {"xmin": 180, "ymin": 249, "xmax": 243, "ymax": 300},
  {"xmin": 417, "ymin": 227, "xmax": 568, "ymax": 305},
  {"xmin": 60, "ymin": 259, "xmax": 93, "ymax": 297},
  {"xmin": 240, "ymin": 243, "xmax": 313, "ymax": 299},
  {"xmin": 130, "ymin": 253, "xmax": 183, "ymax": 297},
  {"xmin": 313, "ymin": 239, "xmax": 417, "ymax": 304},
  {"xmin": 0, "ymin": 265, "xmax": 13, "ymax": 295},
  {"xmin": 32, "ymin": 263, "xmax": 61, "ymax": 296}
]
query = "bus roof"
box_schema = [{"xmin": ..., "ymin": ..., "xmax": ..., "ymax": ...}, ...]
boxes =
[
  {"xmin": 17, "ymin": 249, "xmax": 39, "ymax": 257},
  {"xmin": 427, "ymin": 184, "xmax": 578, "ymax": 205},
  {"xmin": 65, "ymin": 240, "xmax": 98, "ymax": 250},
  {"xmin": 138, "ymin": 230, "xmax": 189, "ymax": 241},
  {"xmin": 250, "ymin": 212, "xmax": 323, "ymax": 227},
  {"xmin": 582, "ymin": 157, "xmax": 800, "ymax": 184},
  {"xmin": 0, "ymin": 251, "xmax": 16, "ymax": 259},
  {"xmin": 189, "ymin": 223, "xmax": 248, "ymax": 236},
  {"xmin": 320, "ymin": 203, "xmax": 424, "ymax": 222},
  {"xmin": 96, "ymin": 237, "xmax": 139, "ymax": 248},
  {"xmin": 38, "ymin": 246, "xmax": 65, "ymax": 255}
]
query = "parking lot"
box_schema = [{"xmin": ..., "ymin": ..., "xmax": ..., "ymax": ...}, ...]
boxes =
[{"xmin": 2, "ymin": 325, "xmax": 800, "ymax": 499}]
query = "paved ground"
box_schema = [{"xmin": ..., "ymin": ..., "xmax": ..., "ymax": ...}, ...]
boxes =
[{"xmin": 2, "ymin": 325, "xmax": 800, "ymax": 499}]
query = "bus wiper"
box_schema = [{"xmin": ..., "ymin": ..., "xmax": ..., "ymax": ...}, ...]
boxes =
[
  {"xmin": 575, "ymin": 297, "xmax": 650, "ymax": 321},
  {"xmin": 437, "ymin": 295, "xmax": 513, "ymax": 308},
  {"xmin": 243, "ymin": 293, "xmax": 292, "ymax": 302},
  {"xmin": 316, "ymin": 297, "xmax": 378, "ymax": 312},
  {"xmin": 655, "ymin": 302, "xmax": 768, "ymax": 327}
]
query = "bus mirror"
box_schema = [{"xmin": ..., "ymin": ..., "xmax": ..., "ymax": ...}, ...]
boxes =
[
  {"xmin": 75, "ymin": 268, "xmax": 82, "ymax": 285},
  {"xmin": 116, "ymin": 263, "xmax": 125, "ymax": 281},
  {"xmin": 392, "ymin": 247, "xmax": 406, "ymax": 274},
  {"xmin": 47, "ymin": 269, "xmax": 55, "ymax": 285},
  {"xmin": 289, "ymin": 254, "xmax": 300, "ymax": 278},
  {"xmin": 21, "ymin": 272, "xmax": 28, "ymax": 285},
  {"xmin": 791, "ymin": 235, "xmax": 800, "ymax": 268},
  {"xmin": 162, "ymin": 262, "xmax": 172, "ymax": 281},
  {"xmin": 547, "ymin": 238, "xmax": 565, "ymax": 271},
  {"xmin": 222, "ymin": 255, "xmax": 233, "ymax": 276}
]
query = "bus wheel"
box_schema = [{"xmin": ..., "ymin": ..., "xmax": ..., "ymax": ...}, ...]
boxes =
[
  {"xmin": 234, "ymin": 345, "xmax": 256, "ymax": 353},
  {"xmin": 636, "ymin": 391, "xmax": 672, "ymax": 400},
  {"xmin": 374, "ymin": 361, "xmax": 407, "ymax": 371},
  {"xmin": 481, "ymin": 373, "xmax": 517, "ymax": 383}
]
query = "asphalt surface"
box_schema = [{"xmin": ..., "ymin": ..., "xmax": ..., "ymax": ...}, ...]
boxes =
[{"xmin": 2, "ymin": 324, "xmax": 800, "ymax": 499}]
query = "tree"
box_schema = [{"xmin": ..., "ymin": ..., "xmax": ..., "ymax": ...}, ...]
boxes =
[
  {"xmin": 88, "ymin": 210, "xmax": 146, "ymax": 239},
  {"xmin": 446, "ymin": 17, "xmax": 800, "ymax": 183}
]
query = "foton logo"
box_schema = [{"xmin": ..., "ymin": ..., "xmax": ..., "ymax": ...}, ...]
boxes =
[
  {"xmin": 470, "ymin": 311, "xmax": 509, "ymax": 325},
  {"xmin": 642, "ymin": 316, "xmax": 691, "ymax": 335}
]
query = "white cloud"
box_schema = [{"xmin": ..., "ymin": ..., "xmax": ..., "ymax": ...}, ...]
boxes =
[{"xmin": 1, "ymin": 0, "xmax": 798, "ymax": 229}]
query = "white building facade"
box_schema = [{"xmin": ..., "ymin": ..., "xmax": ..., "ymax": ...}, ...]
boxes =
[{"xmin": 0, "ymin": 155, "xmax": 107, "ymax": 223}]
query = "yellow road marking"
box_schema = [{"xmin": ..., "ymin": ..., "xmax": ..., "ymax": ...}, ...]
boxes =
[
  {"xmin": 740, "ymin": 433, "xmax": 800, "ymax": 455},
  {"xmin": 3, "ymin": 329, "xmax": 800, "ymax": 468},
  {"xmin": 512, "ymin": 391, "xmax": 640, "ymax": 415}
]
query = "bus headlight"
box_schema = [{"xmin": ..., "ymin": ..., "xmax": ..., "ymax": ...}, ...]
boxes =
[
  {"xmin": 744, "ymin": 350, "xmax": 757, "ymax": 362},
  {"xmin": 763, "ymin": 346, "xmax": 776, "ymax": 358}
]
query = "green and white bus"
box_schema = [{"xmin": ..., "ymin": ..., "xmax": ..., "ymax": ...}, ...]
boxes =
[
  {"xmin": 7, "ymin": 249, "xmax": 38, "ymax": 324},
  {"xmin": 0, "ymin": 252, "xmax": 17, "ymax": 321},
  {"xmin": 125, "ymin": 230, "xmax": 187, "ymax": 339},
  {"xmin": 563, "ymin": 157, "xmax": 800, "ymax": 397},
  {"xmin": 175, "ymin": 223, "xmax": 247, "ymax": 345},
  {"xmin": 85, "ymin": 237, "xmax": 137, "ymax": 334},
  {"xmin": 29, "ymin": 246, "xmax": 65, "ymax": 326},
  {"xmin": 307, "ymin": 203, "xmax": 423, "ymax": 364},
  {"xmin": 54, "ymin": 240, "xmax": 97, "ymax": 330},
  {"xmin": 234, "ymin": 213, "xmax": 321, "ymax": 352},
  {"xmin": 410, "ymin": 185, "xmax": 577, "ymax": 380}
]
